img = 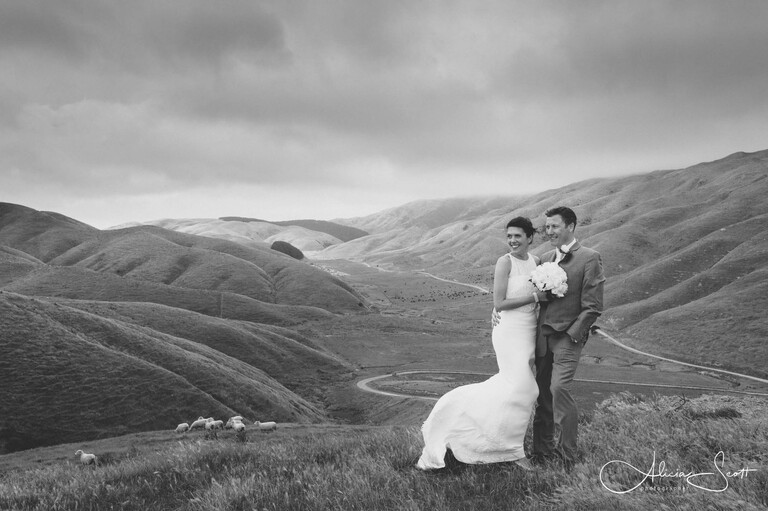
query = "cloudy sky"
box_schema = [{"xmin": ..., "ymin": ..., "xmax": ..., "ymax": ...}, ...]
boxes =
[{"xmin": 2, "ymin": 1, "xmax": 767, "ymax": 228}]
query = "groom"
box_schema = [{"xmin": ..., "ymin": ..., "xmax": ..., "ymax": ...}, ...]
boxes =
[{"xmin": 532, "ymin": 206, "xmax": 604, "ymax": 468}]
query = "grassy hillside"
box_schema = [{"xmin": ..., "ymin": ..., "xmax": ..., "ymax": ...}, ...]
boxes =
[
  {"xmin": 0, "ymin": 394, "xmax": 765, "ymax": 510},
  {"xmin": 0, "ymin": 204, "xmax": 371, "ymax": 454},
  {"xmin": 0, "ymin": 292, "xmax": 331, "ymax": 454},
  {"xmin": 0, "ymin": 246, "xmax": 44, "ymax": 286},
  {"xmin": 0, "ymin": 203, "xmax": 97, "ymax": 263},
  {"xmin": 333, "ymin": 196, "xmax": 518, "ymax": 233},
  {"xmin": 58, "ymin": 299, "xmax": 354, "ymax": 395},
  {"xmin": 2, "ymin": 264, "xmax": 334, "ymax": 326},
  {"xmin": 320, "ymin": 149, "xmax": 768, "ymax": 377}
]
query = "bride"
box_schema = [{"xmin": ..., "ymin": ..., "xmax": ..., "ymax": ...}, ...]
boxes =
[{"xmin": 416, "ymin": 216, "xmax": 545, "ymax": 470}]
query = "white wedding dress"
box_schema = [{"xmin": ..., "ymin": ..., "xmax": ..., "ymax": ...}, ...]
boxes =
[{"xmin": 416, "ymin": 253, "xmax": 539, "ymax": 469}]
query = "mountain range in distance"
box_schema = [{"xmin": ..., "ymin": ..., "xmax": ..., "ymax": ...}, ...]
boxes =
[
  {"xmin": 1, "ymin": 147, "xmax": 767, "ymax": 454},
  {"xmin": 110, "ymin": 217, "xmax": 369, "ymax": 253}
]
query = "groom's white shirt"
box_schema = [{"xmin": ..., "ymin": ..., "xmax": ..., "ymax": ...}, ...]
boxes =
[{"xmin": 556, "ymin": 238, "xmax": 577, "ymax": 263}]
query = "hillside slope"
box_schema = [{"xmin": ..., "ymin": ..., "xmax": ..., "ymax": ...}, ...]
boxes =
[{"xmin": 0, "ymin": 292, "xmax": 330, "ymax": 454}]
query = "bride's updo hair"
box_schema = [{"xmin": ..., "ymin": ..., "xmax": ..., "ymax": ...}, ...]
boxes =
[{"xmin": 505, "ymin": 216, "xmax": 535, "ymax": 239}]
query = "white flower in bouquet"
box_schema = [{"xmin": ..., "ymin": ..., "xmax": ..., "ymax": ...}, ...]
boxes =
[{"xmin": 530, "ymin": 262, "xmax": 568, "ymax": 297}]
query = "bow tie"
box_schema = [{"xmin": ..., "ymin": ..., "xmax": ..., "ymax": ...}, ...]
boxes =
[{"xmin": 557, "ymin": 249, "xmax": 572, "ymax": 264}]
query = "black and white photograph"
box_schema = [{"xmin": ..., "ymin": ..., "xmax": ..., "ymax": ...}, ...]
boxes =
[{"xmin": 1, "ymin": 1, "xmax": 766, "ymax": 509}]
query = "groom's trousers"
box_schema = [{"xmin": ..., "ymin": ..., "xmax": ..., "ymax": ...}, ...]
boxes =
[{"xmin": 533, "ymin": 328, "xmax": 584, "ymax": 462}]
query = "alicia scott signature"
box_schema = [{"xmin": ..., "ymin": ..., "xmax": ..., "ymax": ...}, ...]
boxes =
[{"xmin": 600, "ymin": 451, "xmax": 758, "ymax": 494}]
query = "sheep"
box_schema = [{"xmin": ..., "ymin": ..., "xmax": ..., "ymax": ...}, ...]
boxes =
[
  {"xmin": 74, "ymin": 449, "xmax": 97, "ymax": 466},
  {"xmin": 254, "ymin": 421, "xmax": 277, "ymax": 432},
  {"xmin": 206, "ymin": 420, "xmax": 224, "ymax": 430},
  {"xmin": 189, "ymin": 417, "xmax": 213, "ymax": 431},
  {"xmin": 175, "ymin": 423, "xmax": 190, "ymax": 433},
  {"xmin": 225, "ymin": 417, "xmax": 245, "ymax": 429},
  {"xmin": 203, "ymin": 419, "xmax": 224, "ymax": 439},
  {"xmin": 232, "ymin": 419, "xmax": 247, "ymax": 442}
]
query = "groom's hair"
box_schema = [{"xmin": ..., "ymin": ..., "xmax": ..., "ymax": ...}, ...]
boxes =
[
  {"xmin": 506, "ymin": 216, "xmax": 535, "ymax": 238},
  {"xmin": 545, "ymin": 206, "xmax": 577, "ymax": 229}
]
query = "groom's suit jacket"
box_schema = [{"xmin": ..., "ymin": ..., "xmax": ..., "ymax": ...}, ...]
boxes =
[{"xmin": 537, "ymin": 241, "xmax": 605, "ymax": 357}]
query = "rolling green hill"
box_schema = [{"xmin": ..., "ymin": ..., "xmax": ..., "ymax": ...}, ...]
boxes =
[{"xmin": 0, "ymin": 292, "xmax": 331, "ymax": 454}]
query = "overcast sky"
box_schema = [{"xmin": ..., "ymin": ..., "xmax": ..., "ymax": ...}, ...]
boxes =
[{"xmin": 2, "ymin": 1, "xmax": 767, "ymax": 228}]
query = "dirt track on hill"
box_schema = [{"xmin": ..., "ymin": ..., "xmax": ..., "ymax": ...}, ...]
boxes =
[
  {"xmin": 357, "ymin": 369, "xmax": 768, "ymax": 403},
  {"xmin": 593, "ymin": 328, "xmax": 768, "ymax": 385},
  {"xmin": 357, "ymin": 329, "xmax": 768, "ymax": 402}
]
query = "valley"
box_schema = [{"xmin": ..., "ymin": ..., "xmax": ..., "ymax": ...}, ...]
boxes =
[{"xmin": 302, "ymin": 259, "xmax": 768, "ymax": 426}]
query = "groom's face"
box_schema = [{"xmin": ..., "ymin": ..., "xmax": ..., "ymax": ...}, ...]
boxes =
[{"xmin": 545, "ymin": 214, "xmax": 575, "ymax": 248}]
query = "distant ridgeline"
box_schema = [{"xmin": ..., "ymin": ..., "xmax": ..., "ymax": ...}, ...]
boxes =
[{"xmin": 219, "ymin": 217, "xmax": 369, "ymax": 243}]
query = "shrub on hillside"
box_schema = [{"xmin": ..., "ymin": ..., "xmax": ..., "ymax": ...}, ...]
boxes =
[{"xmin": 271, "ymin": 241, "xmax": 304, "ymax": 260}]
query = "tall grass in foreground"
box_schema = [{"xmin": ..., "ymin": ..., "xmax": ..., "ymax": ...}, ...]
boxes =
[{"xmin": 0, "ymin": 394, "xmax": 765, "ymax": 510}]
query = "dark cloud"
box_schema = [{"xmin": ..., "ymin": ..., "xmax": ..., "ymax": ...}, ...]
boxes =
[
  {"xmin": 2, "ymin": 0, "xmax": 768, "ymax": 228},
  {"xmin": 0, "ymin": 0, "xmax": 287, "ymax": 68},
  {"xmin": 494, "ymin": 2, "xmax": 768, "ymax": 106}
]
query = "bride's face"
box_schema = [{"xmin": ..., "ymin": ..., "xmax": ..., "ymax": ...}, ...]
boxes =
[{"xmin": 506, "ymin": 226, "xmax": 532, "ymax": 257}]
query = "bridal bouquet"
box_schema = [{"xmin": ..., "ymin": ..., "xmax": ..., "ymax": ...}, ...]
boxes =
[{"xmin": 530, "ymin": 262, "xmax": 568, "ymax": 297}]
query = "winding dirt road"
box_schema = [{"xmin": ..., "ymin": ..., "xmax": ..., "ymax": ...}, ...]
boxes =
[
  {"xmin": 357, "ymin": 330, "xmax": 768, "ymax": 401},
  {"xmin": 593, "ymin": 328, "xmax": 768, "ymax": 385},
  {"xmin": 415, "ymin": 271, "xmax": 490, "ymax": 294}
]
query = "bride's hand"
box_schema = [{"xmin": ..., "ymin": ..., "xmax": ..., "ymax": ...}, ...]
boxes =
[{"xmin": 491, "ymin": 308, "xmax": 501, "ymax": 327}]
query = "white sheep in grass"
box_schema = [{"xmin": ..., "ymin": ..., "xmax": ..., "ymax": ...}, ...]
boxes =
[
  {"xmin": 74, "ymin": 449, "xmax": 97, "ymax": 466},
  {"xmin": 189, "ymin": 417, "xmax": 213, "ymax": 431},
  {"xmin": 231, "ymin": 420, "xmax": 246, "ymax": 433},
  {"xmin": 254, "ymin": 421, "xmax": 277, "ymax": 432},
  {"xmin": 225, "ymin": 417, "xmax": 245, "ymax": 430},
  {"xmin": 206, "ymin": 420, "xmax": 224, "ymax": 430},
  {"xmin": 203, "ymin": 418, "xmax": 224, "ymax": 439},
  {"xmin": 175, "ymin": 423, "xmax": 190, "ymax": 433}
]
